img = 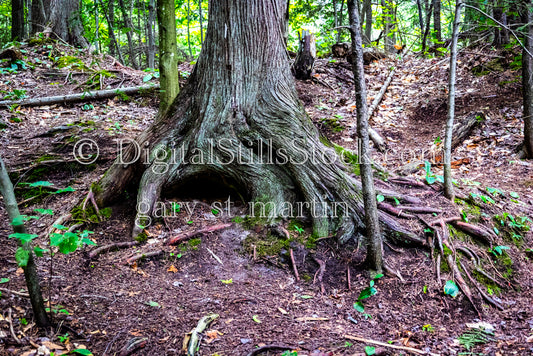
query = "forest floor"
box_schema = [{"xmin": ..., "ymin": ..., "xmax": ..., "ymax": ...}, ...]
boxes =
[{"xmin": 0, "ymin": 41, "xmax": 532, "ymax": 356}]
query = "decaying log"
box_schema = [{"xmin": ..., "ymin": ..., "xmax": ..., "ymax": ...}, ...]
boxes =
[
  {"xmin": 292, "ymin": 30, "xmax": 316, "ymax": 80},
  {"xmin": 166, "ymin": 223, "xmax": 232, "ymax": 245},
  {"xmin": 452, "ymin": 112, "xmax": 485, "ymax": 150},
  {"xmin": 0, "ymin": 47, "xmax": 23, "ymax": 61},
  {"xmin": 0, "ymin": 84, "xmax": 159, "ymax": 107},
  {"xmin": 332, "ymin": 42, "xmax": 350, "ymax": 57}
]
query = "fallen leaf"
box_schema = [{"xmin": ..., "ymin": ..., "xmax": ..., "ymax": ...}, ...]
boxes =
[
  {"xmin": 278, "ymin": 307, "xmax": 288, "ymax": 315},
  {"xmin": 167, "ymin": 265, "xmax": 178, "ymax": 273}
]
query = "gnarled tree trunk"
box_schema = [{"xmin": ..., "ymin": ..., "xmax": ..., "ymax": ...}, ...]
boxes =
[
  {"xmin": 94, "ymin": 0, "xmax": 419, "ymax": 249},
  {"xmin": 49, "ymin": 0, "xmax": 89, "ymax": 47}
]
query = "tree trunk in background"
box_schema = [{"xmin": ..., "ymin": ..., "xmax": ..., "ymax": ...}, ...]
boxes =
[
  {"xmin": 347, "ymin": 0, "xmax": 383, "ymax": 273},
  {"xmin": 0, "ymin": 157, "xmax": 50, "ymax": 328},
  {"xmin": 31, "ymin": 0, "xmax": 49, "ymax": 34},
  {"xmin": 187, "ymin": 0, "xmax": 192, "ymax": 57},
  {"xmin": 334, "ymin": 0, "xmax": 339, "ymax": 42},
  {"xmin": 48, "ymin": 0, "xmax": 89, "ymax": 47},
  {"xmin": 11, "ymin": 0, "xmax": 25, "ymax": 40},
  {"xmin": 157, "ymin": 0, "xmax": 179, "ymax": 113},
  {"xmin": 444, "ymin": 0, "xmax": 463, "ymax": 200},
  {"xmin": 381, "ymin": 0, "xmax": 394, "ymax": 52},
  {"xmin": 421, "ymin": 0, "xmax": 434, "ymax": 53},
  {"xmin": 362, "ymin": 0, "xmax": 372, "ymax": 43},
  {"xmin": 293, "ymin": 30, "xmax": 316, "ymax": 79},
  {"xmin": 522, "ymin": 1, "xmax": 533, "ymax": 158},
  {"xmin": 199, "ymin": 0, "xmax": 204, "ymax": 44},
  {"xmin": 416, "ymin": 0, "xmax": 424, "ymax": 38},
  {"xmin": 147, "ymin": 0, "xmax": 156, "ymax": 68},
  {"xmin": 492, "ymin": 2, "xmax": 509, "ymax": 46},
  {"xmin": 433, "ymin": 0, "xmax": 441, "ymax": 42},
  {"xmin": 94, "ymin": 0, "xmax": 419, "ymax": 247},
  {"xmin": 107, "ymin": 0, "xmax": 115, "ymax": 55},
  {"xmin": 118, "ymin": 0, "xmax": 139, "ymax": 68},
  {"xmin": 95, "ymin": 1, "xmax": 100, "ymax": 52}
]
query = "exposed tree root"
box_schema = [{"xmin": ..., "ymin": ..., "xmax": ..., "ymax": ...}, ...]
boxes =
[
  {"xmin": 88, "ymin": 241, "xmax": 139, "ymax": 259},
  {"xmin": 118, "ymin": 337, "xmax": 148, "ymax": 356},
  {"xmin": 167, "ymin": 223, "xmax": 233, "ymax": 245},
  {"xmin": 312, "ymin": 256, "xmax": 326, "ymax": 294},
  {"xmin": 451, "ymin": 221, "xmax": 496, "ymax": 245},
  {"xmin": 289, "ymin": 248, "xmax": 300, "ymax": 281},
  {"xmin": 459, "ymin": 260, "xmax": 504, "ymax": 311}
]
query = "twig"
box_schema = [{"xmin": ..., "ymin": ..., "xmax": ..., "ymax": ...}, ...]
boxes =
[
  {"xmin": 0, "ymin": 287, "xmax": 29, "ymax": 298},
  {"xmin": 368, "ymin": 66, "xmax": 397, "ymax": 120},
  {"xmin": 187, "ymin": 314, "xmax": 219, "ymax": 356},
  {"xmin": 118, "ymin": 337, "xmax": 148, "ymax": 356},
  {"xmin": 343, "ymin": 334, "xmax": 440, "ymax": 356},
  {"xmin": 206, "ymin": 247, "xmax": 223, "ymax": 265},
  {"xmin": 289, "ymin": 248, "xmax": 300, "ymax": 281},
  {"xmin": 8, "ymin": 308, "xmax": 21, "ymax": 344},
  {"xmin": 346, "ymin": 265, "xmax": 351, "ymax": 290},
  {"xmin": 89, "ymin": 241, "xmax": 138, "ymax": 259},
  {"xmin": 312, "ymin": 257, "xmax": 326, "ymax": 294},
  {"xmin": 167, "ymin": 223, "xmax": 232, "ymax": 245}
]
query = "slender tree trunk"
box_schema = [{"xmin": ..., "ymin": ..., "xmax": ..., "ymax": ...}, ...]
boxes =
[
  {"xmin": 199, "ymin": 0, "xmax": 204, "ymax": 44},
  {"xmin": 147, "ymin": 0, "xmax": 156, "ymax": 68},
  {"xmin": 522, "ymin": 1, "xmax": 533, "ymax": 158},
  {"xmin": 347, "ymin": 0, "xmax": 383, "ymax": 274},
  {"xmin": 363, "ymin": 0, "xmax": 372, "ymax": 43},
  {"xmin": 187, "ymin": 0, "xmax": 192, "ymax": 57},
  {"xmin": 118, "ymin": 0, "xmax": 139, "ymax": 68},
  {"xmin": 421, "ymin": 0, "xmax": 434, "ymax": 53},
  {"xmin": 11, "ymin": 0, "xmax": 25, "ymax": 40},
  {"xmin": 444, "ymin": 1, "xmax": 463, "ymax": 200},
  {"xmin": 334, "ymin": 0, "xmax": 340, "ymax": 43},
  {"xmin": 433, "ymin": 0, "xmax": 442, "ymax": 42},
  {"xmin": 0, "ymin": 157, "xmax": 49, "ymax": 327},
  {"xmin": 103, "ymin": 0, "xmax": 124, "ymax": 63},
  {"xmin": 95, "ymin": 1, "xmax": 100, "ymax": 52},
  {"xmin": 157, "ymin": 0, "xmax": 179, "ymax": 113},
  {"xmin": 94, "ymin": 0, "xmax": 419, "ymax": 247},
  {"xmin": 26, "ymin": 0, "xmax": 31, "ymax": 37},
  {"xmin": 107, "ymin": 0, "xmax": 115, "ymax": 55},
  {"xmin": 416, "ymin": 0, "xmax": 424, "ymax": 38},
  {"xmin": 381, "ymin": 0, "xmax": 394, "ymax": 52}
]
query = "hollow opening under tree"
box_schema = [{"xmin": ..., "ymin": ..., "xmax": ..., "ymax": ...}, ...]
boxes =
[{"xmin": 93, "ymin": 0, "xmax": 421, "ymax": 252}]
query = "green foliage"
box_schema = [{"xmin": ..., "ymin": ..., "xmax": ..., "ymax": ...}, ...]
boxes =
[
  {"xmin": 457, "ymin": 327, "xmax": 495, "ymax": 351},
  {"xmin": 354, "ymin": 274, "xmax": 383, "ymax": 314},
  {"xmin": 364, "ymin": 346, "xmax": 376, "ymax": 355},
  {"xmin": 424, "ymin": 161, "xmax": 443, "ymax": 185}
]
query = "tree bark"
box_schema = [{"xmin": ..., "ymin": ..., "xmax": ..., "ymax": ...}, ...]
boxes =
[
  {"xmin": 416, "ymin": 0, "xmax": 424, "ymax": 38},
  {"xmin": 157, "ymin": 0, "xmax": 180, "ymax": 113},
  {"xmin": 199, "ymin": 0, "xmax": 204, "ymax": 44},
  {"xmin": 381, "ymin": 0, "xmax": 394, "ymax": 53},
  {"xmin": 48, "ymin": 0, "xmax": 89, "ymax": 47},
  {"xmin": 0, "ymin": 157, "xmax": 49, "ymax": 327},
  {"xmin": 147, "ymin": 0, "xmax": 156, "ymax": 68},
  {"xmin": 11, "ymin": 0, "xmax": 25, "ymax": 41},
  {"xmin": 433, "ymin": 0, "xmax": 442, "ymax": 42},
  {"xmin": 94, "ymin": 0, "xmax": 419, "ymax": 248},
  {"xmin": 118, "ymin": 0, "xmax": 139, "ymax": 68},
  {"xmin": 362, "ymin": 0, "xmax": 372, "ymax": 43},
  {"xmin": 30, "ymin": 0, "xmax": 48, "ymax": 34},
  {"xmin": 443, "ymin": 1, "xmax": 463, "ymax": 200},
  {"xmin": 107, "ymin": 0, "xmax": 116, "ymax": 56},
  {"xmin": 187, "ymin": 0, "xmax": 192, "ymax": 57},
  {"xmin": 292, "ymin": 30, "xmax": 316, "ymax": 80},
  {"xmin": 523, "ymin": 1, "xmax": 533, "ymax": 158},
  {"xmin": 421, "ymin": 1, "xmax": 434, "ymax": 53},
  {"xmin": 348, "ymin": 0, "xmax": 383, "ymax": 273}
]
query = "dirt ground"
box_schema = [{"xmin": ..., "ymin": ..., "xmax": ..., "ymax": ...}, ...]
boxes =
[{"xmin": 0, "ymin": 42, "xmax": 532, "ymax": 356}]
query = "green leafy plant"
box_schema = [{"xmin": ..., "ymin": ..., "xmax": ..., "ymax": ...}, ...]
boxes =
[
  {"xmin": 457, "ymin": 327, "xmax": 495, "ymax": 351},
  {"xmin": 364, "ymin": 346, "xmax": 376, "ymax": 355},
  {"xmin": 424, "ymin": 161, "xmax": 443, "ymax": 185},
  {"xmin": 422, "ymin": 324, "xmax": 434, "ymax": 332},
  {"xmin": 354, "ymin": 274, "xmax": 383, "ymax": 314},
  {"xmin": 444, "ymin": 280, "xmax": 459, "ymax": 298},
  {"xmin": 488, "ymin": 245, "xmax": 510, "ymax": 257}
]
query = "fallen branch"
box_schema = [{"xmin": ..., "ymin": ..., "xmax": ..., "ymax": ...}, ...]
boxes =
[
  {"xmin": 187, "ymin": 314, "xmax": 219, "ymax": 356},
  {"xmin": 8, "ymin": 308, "xmax": 21, "ymax": 344},
  {"xmin": 0, "ymin": 287, "xmax": 29, "ymax": 298},
  {"xmin": 118, "ymin": 337, "xmax": 148, "ymax": 356},
  {"xmin": 167, "ymin": 223, "xmax": 232, "ymax": 245},
  {"xmin": 124, "ymin": 250, "xmax": 164, "ymax": 265},
  {"xmin": 368, "ymin": 67, "xmax": 397, "ymax": 119},
  {"xmin": 89, "ymin": 241, "xmax": 138, "ymax": 259},
  {"xmin": 343, "ymin": 334, "xmax": 440, "ymax": 356},
  {"xmin": 0, "ymin": 84, "xmax": 159, "ymax": 107}
]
